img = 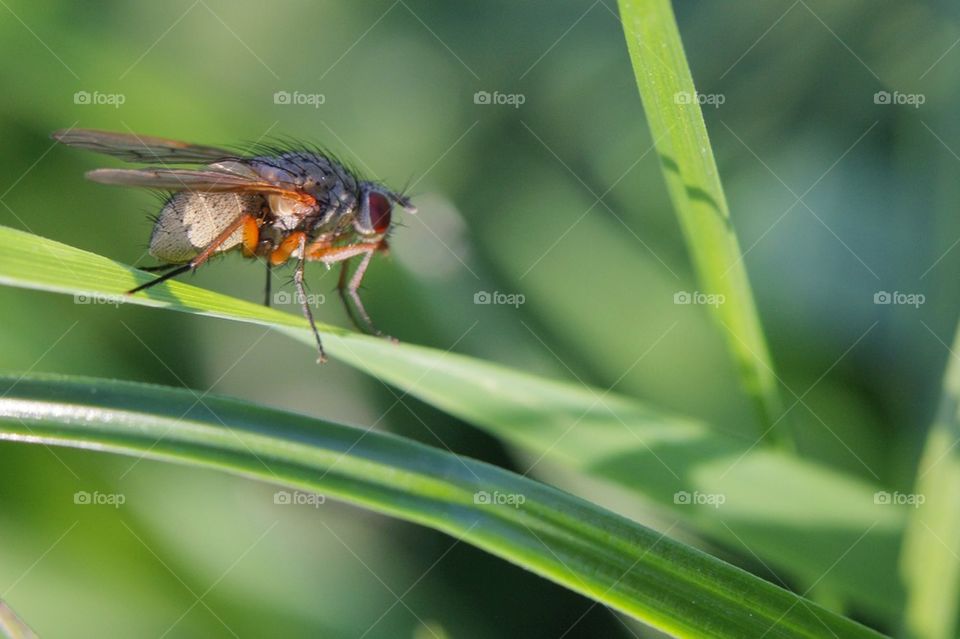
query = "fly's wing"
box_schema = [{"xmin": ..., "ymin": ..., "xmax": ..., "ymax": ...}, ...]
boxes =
[
  {"xmin": 57, "ymin": 131, "xmax": 320, "ymax": 260},
  {"xmin": 56, "ymin": 129, "xmax": 317, "ymax": 206},
  {"xmin": 150, "ymin": 191, "xmax": 264, "ymax": 263},
  {"xmin": 52, "ymin": 129, "xmax": 238, "ymax": 164},
  {"xmin": 85, "ymin": 166, "xmax": 316, "ymax": 205}
]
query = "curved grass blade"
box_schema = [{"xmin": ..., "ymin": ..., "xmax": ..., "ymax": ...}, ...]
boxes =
[
  {"xmin": 900, "ymin": 325, "xmax": 960, "ymax": 639},
  {"xmin": 616, "ymin": 0, "xmax": 787, "ymax": 442},
  {"xmin": 0, "ymin": 226, "xmax": 903, "ymax": 616},
  {"xmin": 0, "ymin": 600, "xmax": 38, "ymax": 639},
  {"xmin": 0, "ymin": 373, "xmax": 885, "ymax": 639}
]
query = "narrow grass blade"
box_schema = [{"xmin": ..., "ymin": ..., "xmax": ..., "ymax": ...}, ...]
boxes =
[
  {"xmin": 0, "ymin": 374, "xmax": 886, "ymax": 638},
  {"xmin": 0, "ymin": 226, "xmax": 903, "ymax": 616},
  {"xmin": 616, "ymin": 0, "xmax": 786, "ymax": 442},
  {"xmin": 0, "ymin": 601, "xmax": 38, "ymax": 639},
  {"xmin": 900, "ymin": 328, "xmax": 960, "ymax": 638}
]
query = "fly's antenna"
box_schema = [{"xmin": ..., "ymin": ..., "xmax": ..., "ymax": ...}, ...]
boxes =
[{"xmin": 393, "ymin": 176, "xmax": 418, "ymax": 213}]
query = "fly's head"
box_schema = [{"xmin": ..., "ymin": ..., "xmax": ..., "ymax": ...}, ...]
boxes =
[{"xmin": 352, "ymin": 182, "xmax": 416, "ymax": 238}]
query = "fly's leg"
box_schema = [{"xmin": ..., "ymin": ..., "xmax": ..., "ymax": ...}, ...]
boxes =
[
  {"xmin": 269, "ymin": 231, "xmax": 306, "ymax": 266},
  {"xmin": 257, "ymin": 202, "xmax": 274, "ymax": 308},
  {"xmin": 127, "ymin": 214, "xmax": 253, "ymax": 295},
  {"xmin": 270, "ymin": 231, "xmax": 328, "ymax": 360},
  {"xmin": 138, "ymin": 263, "xmax": 183, "ymax": 273},
  {"xmin": 337, "ymin": 250, "xmax": 391, "ymax": 339},
  {"xmin": 240, "ymin": 215, "xmax": 260, "ymax": 258},
  {"xmin": 294, "ymin": 233, "xmax": 326, "ymax": 363},
  {"xmin": 337, "ymin": 260, "xmax": 363, "ymax": 333},
  {"xmin": 306, "ymin": 241, "xmax": 390, "ymax": 339},
  {"xmin": 127, "ymin": 263, "xmax": 193, "ymax": 293},
  {"xmin": 264, "ymin": 263, "xmax": 273, "ymax": 307}
]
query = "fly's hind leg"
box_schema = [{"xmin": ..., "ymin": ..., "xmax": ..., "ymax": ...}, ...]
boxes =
[
  {"xmin": 138, "ymin": 263, "xmax": 183, "ymax": 273},
  {"xmin": 127, "ymin": 263, "xmax": 193, "ymax": 293},
  {"xmin": 127, "ymin": 214, "xmax": 254, "ymax": 295},
  {"xmin": 128, "ymin": 262, "xmax": 193, "ymax": 293}
]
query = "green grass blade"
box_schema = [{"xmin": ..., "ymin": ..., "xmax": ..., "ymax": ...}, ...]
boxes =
[
  {"xmin": 0, "ymin": 373, "xmax": 886, "ymax": 639},
  {"xmin": 900, "ymin": 328, "xmax": 960, "ymax": 638},
  {"xmin": 0, "ymin": 600, "xmax": 38, "ymax": 639},
  {"xmin": 616, "ymin": 0, "xmax": 786, "ymax": 441},
  {"xmin": 0, "ymin": 226, "xmax": 902, "ymax": 616}
]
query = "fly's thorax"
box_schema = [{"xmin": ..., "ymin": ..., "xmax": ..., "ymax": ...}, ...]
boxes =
[
  {"xmin": 250, "ymin": 153, "xmax": 358, "ymax": 196},
  {"xmin": 149, "ymin": 191, "xmax": 263, "ymax": 263}
]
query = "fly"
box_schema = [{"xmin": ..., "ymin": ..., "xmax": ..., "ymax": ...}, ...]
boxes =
[{"xmin": 52, "ymin": 128, "xmax": 416, "ymax": 362}]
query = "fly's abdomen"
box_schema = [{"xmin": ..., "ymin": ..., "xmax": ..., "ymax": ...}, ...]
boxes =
[{"xmin": 149, "ymin": 192, "xmax": 263, "ymax": 263}]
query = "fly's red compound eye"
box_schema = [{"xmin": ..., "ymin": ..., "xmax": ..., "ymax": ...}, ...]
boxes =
[{"xmin": 368, "ymin": 192, "xmax": 392, "ymax": 234}]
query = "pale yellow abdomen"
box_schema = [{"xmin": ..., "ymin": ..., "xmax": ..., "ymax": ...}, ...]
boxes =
[{"xmin": 149, "ymin": 192, "xmax": 263, "ymax": 263}]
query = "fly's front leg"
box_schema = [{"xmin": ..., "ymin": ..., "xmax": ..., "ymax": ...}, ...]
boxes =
[
  {"xmin": 338, "ymin": 250, "xmax": 391, "ymax": 340},
  {"xmin": 306, "ymin": 240, "xmax": 391, "ymax": 340},
  {"xmin": 294, "ymin": 233, "xmax": 326, "ymax": 363}
]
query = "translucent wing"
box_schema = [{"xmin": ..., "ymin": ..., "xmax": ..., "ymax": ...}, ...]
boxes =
[
  {"xmin": 86, "ymin": 167, "xmax": 316, "ymax": 205},
  {"xmin": 52, "ymin": 129, "xmax": 238, "ymax": 164}
]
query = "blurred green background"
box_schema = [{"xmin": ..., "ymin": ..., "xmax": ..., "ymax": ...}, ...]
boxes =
[{"xmin": 1, "ymin": 0, "xmax": 958, "ymax": 636}]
